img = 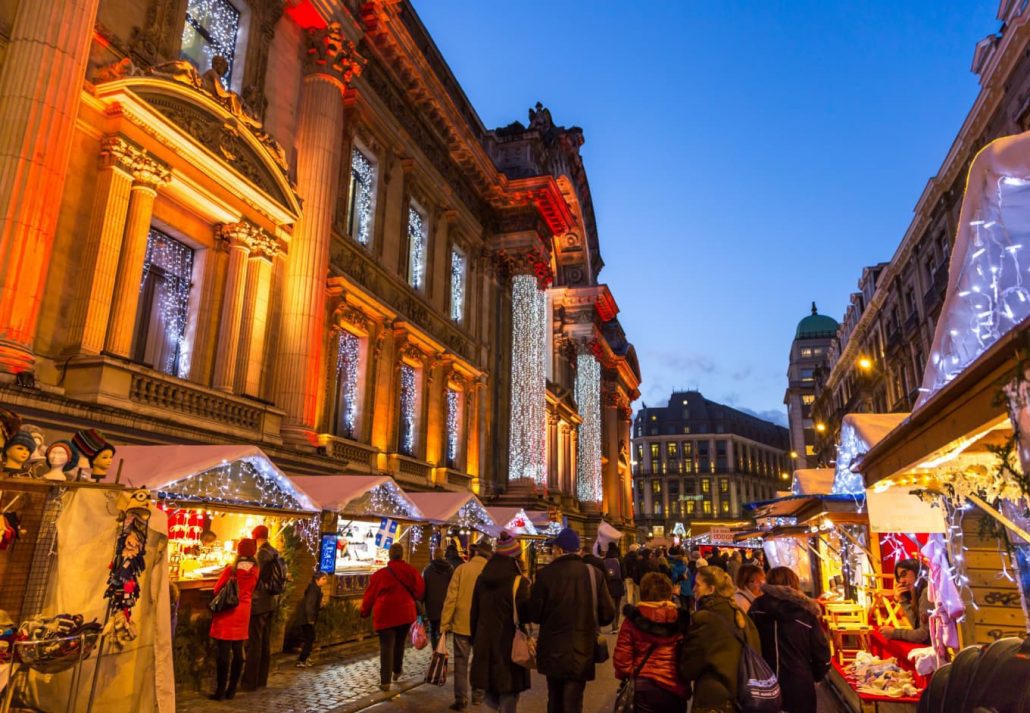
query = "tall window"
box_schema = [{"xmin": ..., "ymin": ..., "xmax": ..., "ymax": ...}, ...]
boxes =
[
  {"xmin": 334, "ymin": 331, "xmax": 362, "ymax": 439},
  {"xmin": 398, "ymin": 363, "xmax": 419, "ymax": 456},
  {"xmin": 450, "ymin": 247, "xmax": 466, "ymax": 322},
  {"xmin": 668, "ymin": 480, "xmax": 680, "ymax": 515},
  {"xmin": 407, "ymin": 202, "xmax": 428, "ymax": 290},
  {"xmin": 651, "ymin": 480, "xmax": 663, "ymax": 516},
  {"xmin": 134, "ymin": 229, "xmax": 194, "ymax": 378},
  {"xmin": 446, "ymin": 388, "xmax": 462, "ymax": 469},
  {"xmin": 347, "ymin": 147, "xmax": 377, "ymax": 246},
  {"xmin": 180, "ymin": 0, "xmax": 240, "ymax": 84},
  {"xmin": 666, "ymin": 442, "xmax": 678, "ymax": 457}
]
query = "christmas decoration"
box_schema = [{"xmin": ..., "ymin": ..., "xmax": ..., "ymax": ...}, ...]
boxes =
[
  {"xmin": 350, "ymin": 147, "xmax": 376, "ymax": 246},
  {"xmin": 181, "ymin": 0, "xmax": 240, "ymax": 85},
  {"xmin": 407, "ymin": 204, "xmax": 427, "ymax": 289},
  {"xmin": 446, "ymin": 388, "xmax": 460, "ymax": 466},
  {"xmin": 450, "ymin": 247, "xmax": 465, "ymax": 321},
  {"xmin": 336, "ymin": 331, "xmax": 360, "ymax": 438},
  {"xmin": 399, "ymin": 364, "xmax": 417, "ymax": 456},
  {"xmin": 508, "ymin": 275, "xmax": 547, "ymax": 485},
  {"xmin": 140, "ymin": 229, "xmax": 194, "ymax": 378},
  {"xmin": 575, "ymin": 353, "xmax": 602, "ymax": 502}
]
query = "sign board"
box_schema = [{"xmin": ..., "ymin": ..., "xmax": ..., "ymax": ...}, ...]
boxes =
[
  {"xmin": 708, "ymin": 526, "xmax": 732, "ymax": 541},
  {"xmin": 866, "ymin": 487, "xmax": 945, "ymax": 533},
  {"xmin": 319, "ymin": 533, "xmax": 338, "ymax": 573}
]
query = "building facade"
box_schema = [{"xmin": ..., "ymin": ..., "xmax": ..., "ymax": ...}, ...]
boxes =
[
  {"xmin": 632, "ymin": 391, "xmax": 788, "ymax": 538},
  {"xmin": 783, "ymin": 303, "xmax": 838, "ymax": 469},
  {"xmin": 809, "ymin": 3, "xmax": 1030, "ymax": 465},
  {"xmin": 0, "ymin": 0, "xmax": 639, "ymax": 534}
]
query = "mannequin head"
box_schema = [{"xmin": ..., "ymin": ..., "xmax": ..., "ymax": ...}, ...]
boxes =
[
  {"xmin": 91, "ymin": 447, "xmax": 115, "ymax": 477},
  {"xmin": 3, "ymin": 430, "xmax": 36, "ymax": 470},
  {"xmin": 43, "ymin": 441, "xmax": 74, "ymax": 481},
  {"xmin": 22, "ymin": 424, "xmax": 46, "ymax": 461}
]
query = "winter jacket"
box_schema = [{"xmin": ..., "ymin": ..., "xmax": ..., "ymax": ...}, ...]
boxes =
[
  {"xmin": 889, "ymin": 586, "xmax": 931, "ymax": 644},
  {"xmin": 360, "ymin": 559, "xmax": 426, "ymax": 632},
  {"xmin": 440, "ymin": 553, "xmax": 488, "ymax": 636},
  {"xmin": 209, "ymin": 562, "xmax": 260, "ymax": 641},
  {"xmin": 469, "ymin": 556, "xmax": 532, "ymax": 695},
  {"xmin": 670, "ymin": 558, "xmax": 693, "ymax": 597},
  {"xmin": 613, "ymin": 601, "xmax": 690, "ymax": 698},
  {"xmin": 624, "ymin": 550, "xmax": 640, "ymax": 582},
  {"xmin": 749, "ymin": 584, "xmax": 831, "ymax": 713},
  {"xmin": 679, "ymin": 594, "xmax": 760, "ymax": 711},
  {"xmin": 734, "ymin": 588, "xmax": 756, "ymax": 614},
  {"xmin": 603, "ymin": 556, "xmax": 626, "ymax": 600},
  {"xmin": 300, "ymin": 579, "xmax": 323, "ymax": 626},
  {"xmin": 250, "ymin": 542, "xmax": 281, "ymax": 616},
  {"xmin": 527, "ymin": 553, "xmax": 616, "ymax": 681},
  {"xmin": 421, "ymin": 559, "xmax": 454, "ymax": 621}
]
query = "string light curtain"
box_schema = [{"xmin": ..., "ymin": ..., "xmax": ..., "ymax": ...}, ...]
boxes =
[
  {"xmin": 335, "ymin": 331, "xmax": 360, "ymax": 438},
  {"xmin": 180, "ymin": 0, "xmax": 239, "ymax": 84},
  {"xmin": 446, "ymin": 388, "xmax": 460, "ymax": 468},
  {"xmin": 348, "ymin": 148, "xmax": 376, "ymax": 246},
  {"xmin": 575, "ymin": 353, "xmax": 602, "ymax": 502},
  {"xmin": 399, "ymin": 363, "xmax": 417, "ymax": 456},
  {"xmin": 407, "ymin": 203, "xmax": 427, "ymax": 290},
  {"xmin": 136, "ymin": 229, "xmax": 194, "ymax": 378},
  {"xmin": 508, "ymin": 275, "xmax": 547, "ymax": 485},
  {"xmin": 450, "ymin": 247, "xmax": 465, "ymax": 322}
]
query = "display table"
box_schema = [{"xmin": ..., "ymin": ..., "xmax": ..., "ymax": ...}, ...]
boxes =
[{"xmin": 828, "ymin": 660, "xmax": 921, "ymax": 713}]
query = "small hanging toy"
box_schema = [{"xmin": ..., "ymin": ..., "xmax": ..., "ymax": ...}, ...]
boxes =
[{"xmin": 103, "ymin": 488, "xmax": 151, "ymax": 646}]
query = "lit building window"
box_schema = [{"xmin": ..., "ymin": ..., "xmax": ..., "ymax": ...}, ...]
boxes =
[
  {"xmin": 720, "ymin": 478, "xmax": 729, "ymax": 493},
  {"xmin": 721, "ymin": 500, "xmax": 730, "ymax": 514},
  {"xmin": 702, "ymin": 500, "xmax": 712, "ymax": 515},
  {"xmin": 650, "ymin": 443, "xmax": 660, "ymax": 459},
  {"xmin": 334, "ymin": 331, "xmax": 361, "ymax": 439},
  {"xmin": 180, "ymin": 0, "xmax": 240, "ymax": 84},
  {"xmin": 651, "ymin": 480, "xmax": 663, "ymax": 516},
  {"xmin": 347, "ymin": 147, "xmax": 376, "ymax": 246},
  {"xmin": 446, "ymin": 388, "xmax": 461, "ymax": 468},
  {"xmin": 666, "ymin": 442, "xmax": 678, "ymax": 457},
  {"xmin": 134, "ymin": 228, "xmax": 194, "ymax": 378},
  {"xmin": 398, "ymin": 363, "xmax": 419, "ymax": 456},
  {"xmin": 701, "ymin": 478, "xmax": 711, "ymax": 494},
  {"xmin": 407, "ymin": 202, "xmax": 428, "ymax": 290},
  {"xmin": 799, "ymin": 347, "xmax": 813, "ymax": 358},
  {"xmin": 450, "ymin": 247, "xmax": 466, "ymax": 321},
  {"xmin": 802, "ymin": 394, "xmax": 815, "ymax": 405}
]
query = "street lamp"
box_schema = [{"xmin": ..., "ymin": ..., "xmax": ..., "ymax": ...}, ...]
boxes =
[
  {"xmin": 815, "ymin": 422, "xmax": 827, "ymax": 433},
  {"xmin": 789, "ymin": 450, "xmax": 798, "ymax": 459},
  {"xmin": 780, "ymin": 471, "xmax": 790, "ymax": 481},
  {"xmin": 857, "ymin": 356, "xmax": 873, "ymax": 372}
]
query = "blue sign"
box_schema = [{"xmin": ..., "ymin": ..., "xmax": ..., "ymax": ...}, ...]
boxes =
[{"xmin": 319, "ymin": 534, "xmax": 338, "ymax": 573}]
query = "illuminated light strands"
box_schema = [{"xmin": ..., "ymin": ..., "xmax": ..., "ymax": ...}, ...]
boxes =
[
  {"xmin": 446, "ymin": 388, "xmax": 460, "ymax": 466},
  {"xmin": 181, "ymin": 0, "xmax": 240, "ymax": 85},
  {"xmin": 399, "ymin": 363, "xmax": 417, "ymax": 457},
  {"xmin": 831, "ymin": 420, "xmax": 868, "ymax": 497},
  {"xmin": 450, "ymin": 248, "xmax": 465, "ymax": 322},
  {"xmin": 575, "ymin": 353, "xmax": 602, "ymax": 502},
  {"xmin": 366, "ymin": 482, "xmax": 420, "ymax": 519},
  {"xmin": 507, "ymin": 275, "xmax": 547, "ymax": 485},
  {"xmin": 139, "ymin": 229, "xmax": 194, "ymax": 378},
  {"xmin": 350, "ymin": 148, "xmax": 375, "ymax": 246},
  {"xmin": 407, "ymin": 205, "xmax": 427, "ymax": 290},
  {"xmin": 455, "ymin": 499, "xmax": 495, "ymax": 535},
  {"xmin": 336, "ymin": 331, "xmax": 360, "ymax": 438}
]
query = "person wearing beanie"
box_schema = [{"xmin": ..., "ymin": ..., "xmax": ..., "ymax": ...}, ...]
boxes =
[
  {"xmin": 243, "ymin": 523, "xmax": 281, "ymax": 690},
  {"xmin": 361, "ymin": 543, "xmax": 425, "ymax": 691},
  {"xmin": 441, "ymin": 540, "xmax": 493, "ymax": 710},
  {"xmin": 528, "ymin": 528, "xmax": 615, "ymax": 713},
  {"xmin": 470, "ymin": 533, "xmax": 532, "ymax": 712},
  {"xmin": 208, "ymin": 538, "xmax": 260, "ymax": 700}
]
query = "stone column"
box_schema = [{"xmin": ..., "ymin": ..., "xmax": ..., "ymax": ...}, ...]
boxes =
[
  {"xmin": 236, "ymin": 231, "xmax": 277, "ymax": 396},
  {"xmin": 600, "ymin": 387, "xmax": 620, "ymax": 515},
  {"xmin": 105, "ymin": 159, "xmax": 171, "ymax": 357},
  {"xmin": 507, "ymin": 271, "xmax": 548, "ymax": 486},
  {"xmin": 0, "ymin": 0, "xmax": 102, "ymax": 374},
  {"xmin": 75, "ymin": 137, "xmax": 139, "ymax": 354},
  {"xmin": 547, "ymin": 413, "xmax": 559, "ymax": 491},
  {"xmin": 212, "ymin": 223, "xmax": 252, "ymax": 391},
  {"xmin": 276, "ymin": 24, "xmax": 364, "ymax": 444}
]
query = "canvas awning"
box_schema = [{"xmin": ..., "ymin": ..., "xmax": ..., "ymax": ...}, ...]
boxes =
[
  {"xmin": 114, "ymin": 445, "xmax": 316, "ymax": 513},
  {"xmin": 791, "ymin": 468, "xmax": 834, "ymax": 496},
  {"xmin": 405, "ymin": 491, "xmax": 497, "ymax": 533},
  {"xmin": 289, "ymin": 475, "xmax": 423, "ymax": 520}
]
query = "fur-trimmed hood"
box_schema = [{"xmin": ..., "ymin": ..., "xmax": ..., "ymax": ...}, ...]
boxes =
[
  {"xmin": 754, "ymin": 583, "xmax": 822, "ymax": 620},
  {"xmin": 622, "ymin": 602, "xmax": 690, "ymax": 638}
]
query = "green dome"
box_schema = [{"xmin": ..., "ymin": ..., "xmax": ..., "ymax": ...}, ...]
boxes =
[{"xmin": 795, "ymin": 302, "xmax": 838, "ymax": 339}]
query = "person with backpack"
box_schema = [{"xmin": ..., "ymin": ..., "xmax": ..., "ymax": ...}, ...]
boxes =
[
  {"xmin": 360, "ymin": 543, "xmax": 426, "ymax": 691},
  {"xmin": 243, "ymin": 524, "xmax": 285, "ymax": 691},
  {"xmin": 748, "ymin": 567, "xmax": 830, "ymax": 713},
  {"xmin": 603, "ymin": 542, "xmax": 626, "ymax": 633},
  {"xmin": 613, "ymin": 572, "xmax": 690, "ymax": 713},
  {"xmin": 679, "ymin": 566, "xmax": 768, "ymax": 713},
  {"xmin": 209, "ymin": 538, "xmax": 260, "ymax": 700}
]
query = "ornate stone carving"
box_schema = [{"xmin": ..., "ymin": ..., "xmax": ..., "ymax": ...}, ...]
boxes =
[
  {"xmin": 93, "ymin": 57, "xmax": 145, "ymax": 84},
  {"xmin": 304, "ymin": 23, "xmax": 366, "ymax": 85},
  {"xmin": 217, "ymin": 220, "xmax": 278, "ymax": 258},
  {"xmin": 99, "ymin": 135, "xmax": 148, "ymax": 173},
  {"xmin": 131, "ymin": 154, "xmax": 172, "ymax": 189},
  {"xmin": 399, "ymin": 342, "xmax": 424, "ymax": 365},
  {"xmin": 491, "ymin": 246, "xmax": 553, "ymax": 289},
  {"xmin": 335, "ymin": 304, "xmax": 371, "ymax": 333},
  {"xmin": 129, "ymin": 0, "xmax": 186, "ymax": 66}
]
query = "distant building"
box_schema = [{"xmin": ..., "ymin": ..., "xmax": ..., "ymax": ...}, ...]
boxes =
[
  {"xmin": 783, "ymin": 303, "xmax": 838, "ymax": 468},
  {"xmin": 631, "ymin": 391, "xmax": 789, "ymax": 539}
]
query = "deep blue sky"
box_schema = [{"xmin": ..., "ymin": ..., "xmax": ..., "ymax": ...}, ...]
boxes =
[{"xmin": 412, "ymin": 1, "xmax": 1000, "ymax": 425}]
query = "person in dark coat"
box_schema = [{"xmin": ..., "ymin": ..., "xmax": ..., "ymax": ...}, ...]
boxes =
[
  {"xmin": 295, "ymin": 571, "xmax": 328, "ymax": 667},
  {"xmin": 527, "ymin": 528, "xmax": 615, "ymax": 713},
  {"xmin": 603, "ymin": 542, "xmax": 626, "ymax": 632},
  {"xmin": 445, "ymin": 543, "xmax": 465, "ymax": 570},
  {"xmin": 634, "ymin": 549, "xmax": 658, "ymax": 585},
  {"xmin": 209, "ymin": 539, "xmax": 260, "ymax": 701},
  {"xmin": 748, "ymin": 567, "xmax": 831, "ymax": 713},
  {"xmin": 624, "ymin": 545, "xmax": 641, "ymax": 605},
  {"xmin": 243, "ymin": 524, "xmax": 280, "ymax": 691},
  {"xmin": 360, "ymin": 543, "xmax": 426, "ymax": 691},
  {"xmin": 679, "ymin": 566, "xmax": 760, "ymax": 713},
  {"xmin": 422, "ymin": 547, "xmax": 454, "ymax": 650},
  {"xmin": 470, "ymin": 533, "xmax": 531, "ymax": 713}
]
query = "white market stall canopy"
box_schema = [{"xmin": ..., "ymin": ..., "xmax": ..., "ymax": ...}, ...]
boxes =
[
  {"xmin": 526, "ymin": 510, "xmax": 563, "ymax": 536},
  {"xmin": 486, "ymin": 507, "xmax": 538, "ymax": 536},
  {"xmin": 290, "ymin": 475, "xmax": 423, "ymax": 520},
  {"xmin": 832, "ymin": 413, "xmax": 909, "ymax": 495},
  {"xmin": 405, "ymin": 491, "xmax": 497, "ymax": 533},
  {"xmin": 114, "ymin": 445, "xmax": 317, "ymax": 513},
  {"xmin": 791, "ymin": 468, "xmax": 834, "ymax": 496}
]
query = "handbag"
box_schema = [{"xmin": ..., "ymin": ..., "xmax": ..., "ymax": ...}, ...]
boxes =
[
  {"xmin": 510, "ymin": 575, "xmax": 537, "ymax": 668},
  {"xmin": 410, "ymin": 617, "xmax": 428, "ymax": 650},
  {"xmin": 425, "ymin": 636, "xmax": 448, "ymax": 686},
  {"xmin": 612, "ymin": 643, "xmax": 658, "ymax": 713},
  {"xmin": 588, "ymin": 564, "xmax": 610, "ymax": 663},
  {"xmin": 209, "ymin": 567, "xmax": 239, "ymax": 613}
]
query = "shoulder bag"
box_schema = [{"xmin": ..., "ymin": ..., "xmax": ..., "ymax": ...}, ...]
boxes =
[
  {"xmin": 209, "ymin": 566, "xmax": 240, "ymax": 613},
  {"xmin": 588, "ymin": 564, "xmax": 610, "ymax": 663},
  {"xmin": 510, "ymin": 575, "xmax": 537, "ymax": 668},
  {"xmin": 709, "ymin": 608, "xmax": 781, "ymax": 713},
  {"xmin": 612, "ymin": 643, "xmax": 658, "ymax": 713}
]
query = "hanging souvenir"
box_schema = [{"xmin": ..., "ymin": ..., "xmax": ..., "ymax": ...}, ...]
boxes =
[{"xmin": 103, "ymin": 488, "xmax": 151, "ymax": 646}]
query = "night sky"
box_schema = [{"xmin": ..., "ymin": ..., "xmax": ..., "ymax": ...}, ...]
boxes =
[{"xmin": 413, "ymin": 0, "xmax": 1000, "ymax": 425}]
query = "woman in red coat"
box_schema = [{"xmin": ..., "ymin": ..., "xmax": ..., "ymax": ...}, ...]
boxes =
[
  {"xmin": 209, "ymin": 538, "xmax": 260, "ymax": 700},
  {"xmin": 360, "ymin": 543, "xmax": 425, "ymax": 691}
]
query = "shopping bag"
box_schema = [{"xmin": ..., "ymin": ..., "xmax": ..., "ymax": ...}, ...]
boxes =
[
  {"xmin": 425, "ymin": 637, "xmax": 448, "ymax": 686},
  {"xmin": 410, "ymin": 617, "xmax": 428, "ymax": 650}
]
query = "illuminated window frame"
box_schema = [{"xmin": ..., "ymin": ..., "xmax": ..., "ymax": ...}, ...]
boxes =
[
  {"xmin": 406, "ymin": 201, "xmax": 428, "ymax": 291},
  {"xmin": 180, "ymin": 0, "xmax": 242, "ymax": 86},
  {"xmin": 347, "ymin": 144, "xmax": 377, "ymax": 247}
]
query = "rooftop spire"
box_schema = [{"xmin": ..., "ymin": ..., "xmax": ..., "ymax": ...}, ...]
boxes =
[{"xmin": 811, "ymin": 301, "xmax": 818, "ymax": 315}]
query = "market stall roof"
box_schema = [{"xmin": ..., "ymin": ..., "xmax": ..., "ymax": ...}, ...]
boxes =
[
  {"xmin": 290, "ymin": 475, "xmax": 423, "ymax": 520},
  {"xmin": 832, "ymin": 413, "xmax": 909, "ymax": 495},
  {"xmin": 791, "ymin": 468, "xmax": 834, "ymax": 496},
  {"xmin": 115, "ymin": 445, "xmax": 317, "ymax": 513},
  {"xmin": 526, "ymin": 510, "xmax": 563, "ymax": 536},
  {"xmin": 747, "ymin": 493, "xmax": 866, "ymax": 522},
  {"xmin": 486, "ymin": 507, "xmax": 539, "ymax": 536},
  {"xmin": 405, "ymin": 491, "xmax": 497, "ymax": 532}
]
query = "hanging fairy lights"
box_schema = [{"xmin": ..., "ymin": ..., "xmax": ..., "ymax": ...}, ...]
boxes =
[
  {"xmin": 349, "ymin": 148, "xmax": 376, "ymax": 246},
  {"xmin": 407, "ymin": 203, "xmax": 427, "ymax": 290},
  {"xmin": 831, "ymin": 418, "xmax": 868, "ymax": 497},
  {"xmin": 156, "ymin": 457, "xmax": 316, "ymax": 513},
  {"xmin": 508, "ymin": 275, "xmax": 547, "ymax": 485},
  {"xmin": 450, "ymin": 247, "xmax": 466, "ymax": 322},
  {"xmin": 575, "ymin": 353, "xmax": 602, "ymax": 502},
  {"xmin": 181, "ymin": 0, "xmax": 240, "ymax": 85},
  {"xmin": 139, "ymin": 229, "xmax": 194, "ymax": 378},
  {"xmin": 336, "ymin": 331, "xmax": 360, "ymax": 438},
  {"xmin": 455, "ymin": 499, "xmax": 495, "ymax": 534},
  {"xmin": 399, "ymin": 363, "xmax": 417, "ymax": 456},
  {"xmin": 446, "ymin": 388, "xmax": 460, "ymax": 468}
]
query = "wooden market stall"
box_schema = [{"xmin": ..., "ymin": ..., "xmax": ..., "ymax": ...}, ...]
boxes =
[{"xmin": 405, "ymin": 491, "xmax": 497, "ymax": 565}]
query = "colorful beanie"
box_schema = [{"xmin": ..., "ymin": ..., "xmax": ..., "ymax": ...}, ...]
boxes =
[
  {"xmin": 495, "ymin": 531, "xmax": 521, "ymax": 558},
  {"xmin": 71, "ymin": 429, "xmax": 114, "ymax": 462},
  {"xmin": 4, "ymin": 430, "xmax": 37, "ymax": 455}
]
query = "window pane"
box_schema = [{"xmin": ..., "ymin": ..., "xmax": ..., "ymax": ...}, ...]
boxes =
[
  {"xmin": 399, "ymin": 363, "xmax": 417, "ymax": 456},
  {"xmin": 181, "ymin": 0, "xmax": 240, "ymax": 84},
  {"xmin": 335, "ymin": 331, "xmax": 360, "ymax": 438},
  {"xmin": 134, "ymin": 229, "xmax": 194, "ymax": 378},
  {"xmin": 349, "ymin": 148, "xmax": 376, "ymax": 246},
  {"xmin": 450, "ymin": 247, "xmax": 465, "ymax": 321},
  {"xmin": 407, "ymin": 203, "xmax": 427, "ymax": 289}
]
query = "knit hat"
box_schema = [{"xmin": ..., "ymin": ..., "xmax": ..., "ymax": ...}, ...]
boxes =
[
  {"xmin": 546, "ymin": 527, "xmax": 580, "ymax": 553},
  {"xmin": 71, "ymin": 429, "xmax": 114, "ymax": 462},
  {"xmin": 5, "ymin": 430, "xmax": 36, "ymax": 455},
  {"xmin": 237, "ymin": 538, "xmax": 257, "ymax": 558},
  {"xmin": 252, "ymin": 525, "xmax": 269, "ymax": 540},
  {"xmin": 0, "ymin": 409, "xmax": 20, "ymax": 442},
  {"xmin": 45, "ymin": 440, "xmax": 78, "ymax": 473},
  {"xmin": 495, "ymin": 531, "xmax": 521, "ymax": 558}
]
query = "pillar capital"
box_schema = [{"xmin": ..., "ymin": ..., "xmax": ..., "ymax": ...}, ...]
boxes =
[
  {"xmin": 130, "ymin": 155, "xmax": 171, "ymax": 190},
  {"xmin": 217, "ymin": 221, "xmax": 278, "ymax": 259},
  {"xmin": 99, "ymin": 135, "xmax": 147, "ymax": 173},
  {"xmin": 304, "ymin": 22, "xmax": 366, "ymax": 88}
]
